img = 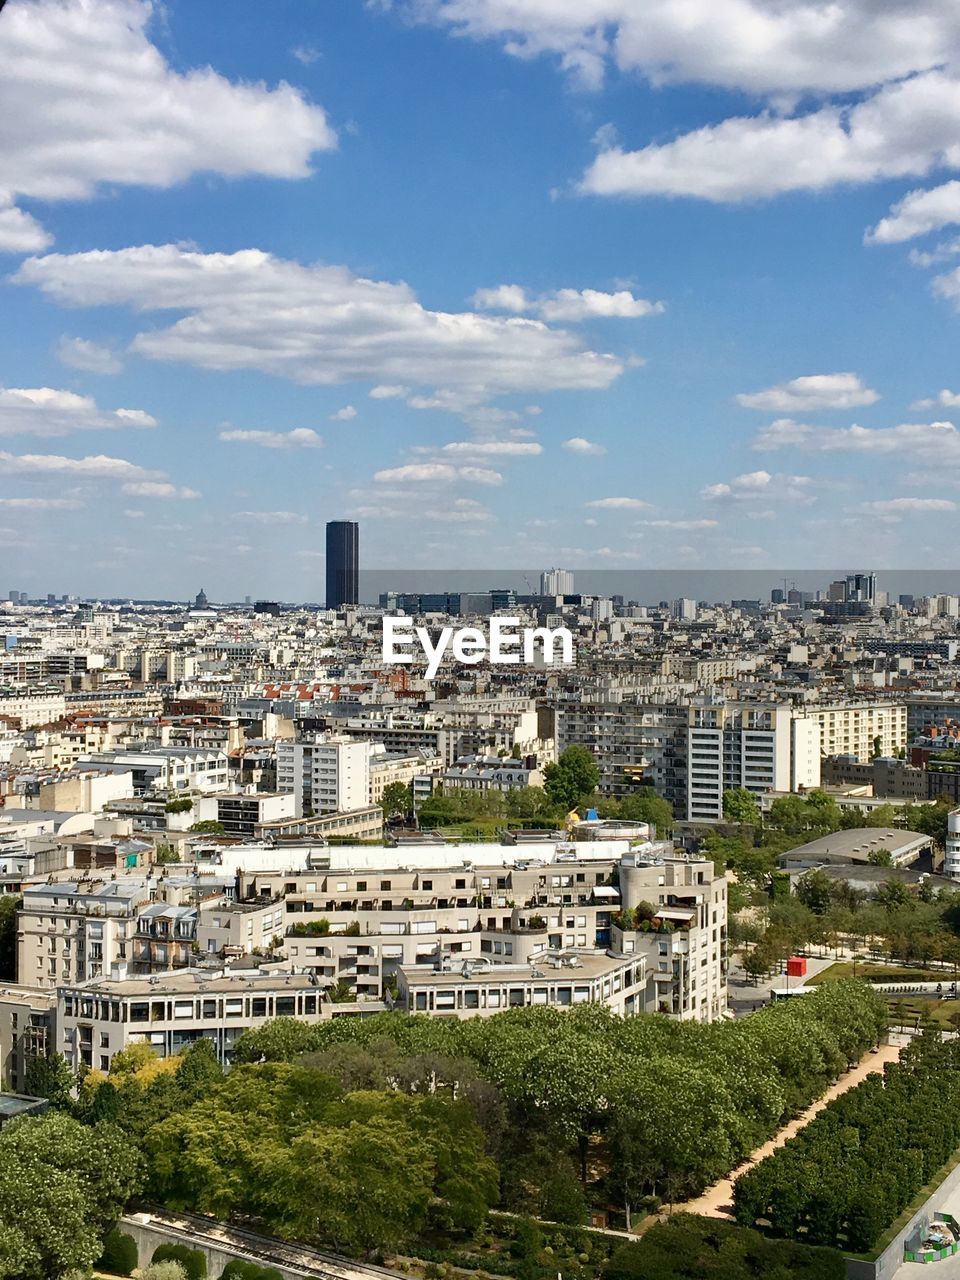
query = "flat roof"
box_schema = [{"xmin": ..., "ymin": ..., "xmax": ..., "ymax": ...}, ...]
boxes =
[
  {"xmin": 400, "ymin": 950, "xmax": 637, "ymax": 986},
  {"xmin": 63, "ymin": 969, "xmax": 323, "ymax": 997},
  {"xmin": 779, "ymin": 828, "xmax": 929, "ymax": 864}
]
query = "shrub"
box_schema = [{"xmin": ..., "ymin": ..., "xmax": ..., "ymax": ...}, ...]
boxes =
[
  {"xmin": 139, "ymin": 1264, "xmax": 188, "ymax": 1280},
  {"xmin": 152, "ymin": 1244, "xmax": 207, "ymax": 1280},
  {"xmin": 99, "ymin": 1229, "xmax": 138, "ymax": 1276}
]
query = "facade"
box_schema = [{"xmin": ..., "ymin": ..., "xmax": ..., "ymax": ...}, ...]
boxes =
[
  {"xmin": 325, "ymin": 520, "xmax": 359, "ymax": 610},
  {"xmin": 811, "ymin": 702, "xmax": 907, "ymax": 762},
  {"xmin": 242, "ymin": 837, "xmax": 727, "ymax": 1019},
  {"xmin": 685, "ymin": 703, "xmax": 820, "ymax": 823},
  {"xmin": 17, "ymin": 879, "xmax": 152, "ymax": 989},
  {"xmin": 540, "ymin": 569, "xmax": 574, "ymax": 597},
  {"xmin": 0, "ymin": 986, "xmax": 55, "ymax": 1092},
  {"xmin": 396, "ymin": 950, "xmax": 646, "ymax": 1018},
  {"xmin": 56, "ymin": 969, "xmax": 340, "ymax": 1070},
  {"xmin": 946, "ymin": 809, "xmax": 960, "ymax": 880},
  {"xmin": 276, "ymin": 735, "xmax": 373, "ymax": 816},
  {"xmin": 441, "ymin": 755, "xmax": 544, "ymax": 794}
]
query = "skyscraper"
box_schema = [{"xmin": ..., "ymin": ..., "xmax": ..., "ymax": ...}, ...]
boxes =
[
  {"xmin": 540, "ymin": 568, "xmax": 573, "ymax": 597},
  {"xmin": 325, "ymin": 521, "xmax": 359, "ymax": 609}
]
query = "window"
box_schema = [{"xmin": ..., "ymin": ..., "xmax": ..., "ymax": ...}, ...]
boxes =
[
  {"xmin": 252, "ymin": 997, "xmax": 267, "ymax": 1017},
  {"xmin": 276, "ymin": 996, "xmax": 296, "ymax": 1017}
]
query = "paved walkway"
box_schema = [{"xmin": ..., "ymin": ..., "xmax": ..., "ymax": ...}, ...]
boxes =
[{"xmin": 680, "ymin": 1041, "xmax": 901, "ymax": 1219}]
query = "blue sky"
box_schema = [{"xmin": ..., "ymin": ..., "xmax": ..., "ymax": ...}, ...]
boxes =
[{"xmin": 3, "ymin": 0, "xmax": 960, "ymax": 598}]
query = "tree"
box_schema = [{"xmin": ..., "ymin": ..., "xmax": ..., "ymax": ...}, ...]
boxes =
[
  {"xmin": 618, "ymin": 789, "xmax": 674, "ymax": 835},
  {"xmin": 272, "ymin": 1115, "xmax": 436, "ymax": 1253},
  {"xmin": 0, "ymin": 896, "xmax": 18, "ymax": 981},
  {"xmin": 543, "ymin": 746, "xmax": 599, "ymax": 810},
  {"xmin": 539, "ymin": 1164, "xmax": 586, "ymax": 1225},
  {"xmin": 188, "ymin": 820, "xmax": 226, "ymax": 835},
  {"xmin": 795, "ymin": 870, "xmax": 833, "ymax": 915},
  {"xmin": 0, "ymin": 1112, "xmax": 143, "ymax": 1280},
  {"xmin": 380, "ymin": 781, "xmax": 411, "ymax": 818},
  {"xmin": 723, "ymin": 787, "xmax": 761, "ymax": 827},
  {"xmin": 24, "ymin": 1052, "xmax": 75, "ymax": 1108}
]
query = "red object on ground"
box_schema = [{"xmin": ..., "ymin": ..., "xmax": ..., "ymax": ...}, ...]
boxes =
[{"xmin": 786, "ymin": 955, "xmax": 808, "ymax": 978}]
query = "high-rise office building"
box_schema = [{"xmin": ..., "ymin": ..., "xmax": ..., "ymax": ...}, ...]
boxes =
[
  {"xmin": 325, "ymin": 520, "xmax": 359, "ymax": 609},
  {"xmin": 540, "ymin": 568, "xmax": 573, "ymax": 597}
]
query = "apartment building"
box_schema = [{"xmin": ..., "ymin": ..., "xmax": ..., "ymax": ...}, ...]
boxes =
[
  {"xmin": 276, "ymin": 735, "xmax": 372, "ymax": 817},
  {"xmin": 0, "ymin": 687, "xmax": 66, "ymax": 728},
  {"xmin": 0, "ymin": 986, "xmax": 55, "ymax": 1092},
  {"xmin": 685, "ymin": 703, "xmax": 820, "ymax": 824},
  {"xmin": 17, "ymin": 879, "xmax": 151, "ymax": 989},
  {"xmin": 396, "ymin": 950, "xmax": 646, "ymax": 1018},
  {"xmin": 811, "ymin": 701, "xmax": 907, "ymax": 761},
  {"xmin": 556, "ymin": 697, "xmax": 689, "ymax": 807},
  {"xmin": 56, "ymin": 969, "xmax": 343, "ymax": 1071},
  {"xmin": 241, "ymin": 838, "xmax": 728, "ymax": 1020},
  {"xmin": 946, "ymin": 809, "xmax": 960, "ymax": 880},
  {"xmin": 440, "ymin": 755, "xmax": 544, "ymax": 794},
  {"xmin": 393, "ymin": 845, "xmax": 725, "ymax": 1022},
  {"xmin": 368, "ymin": 749, "xmax": 443, "ymax": 806},
  {"xmin": 81, "ymin": 746, "xmax": 230, "ymax": 796}
]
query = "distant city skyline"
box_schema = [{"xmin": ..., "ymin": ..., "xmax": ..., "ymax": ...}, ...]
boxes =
[
  {"xmin": 4, "ymin": 1, "xmax": 960, "ymax": 591},
  {"xmin": 8, "ymin": 569, "xmax": 960, "ymax": 609}
]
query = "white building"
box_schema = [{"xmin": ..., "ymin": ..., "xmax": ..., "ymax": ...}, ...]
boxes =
[
  {"xmin": 946, "ymin": 808, "xmax": 960, "ymax": 880},
  {"xmin": 276, "ymin": 735, "xmax": 373, "ymax": 817},
  {"xmin": 540, "ymin": 569, "xmax": 573, "ymax": 597},
  {"xmin": 686, "ymin": 703, "xmax": 820, "ymax": 823}
]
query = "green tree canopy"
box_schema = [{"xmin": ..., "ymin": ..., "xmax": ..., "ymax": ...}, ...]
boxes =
[{"xmin": 543, "ymin": 746, "xmax": 599, "ymax": 810}]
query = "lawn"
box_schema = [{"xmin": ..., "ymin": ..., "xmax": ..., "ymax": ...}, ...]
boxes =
[{"xmin": 807, "ymin": 962, "xmax": 954, "ymax": 986}]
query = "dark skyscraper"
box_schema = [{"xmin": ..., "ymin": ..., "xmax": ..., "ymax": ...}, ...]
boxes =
[{"xmin": 325, "ymin": 521, "xmax": 359, "ymax": 609}]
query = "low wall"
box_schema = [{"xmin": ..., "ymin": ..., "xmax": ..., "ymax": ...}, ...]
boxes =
[
  {"xmin": 119, "ymin": 1214, "xmax": 311, "ymax": 1280},
  {"xmin": 845, "ymin": 1158, "xmax": 960, "ymax": 1280}
]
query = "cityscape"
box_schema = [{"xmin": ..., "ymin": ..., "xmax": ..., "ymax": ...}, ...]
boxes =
[{"xmin": 6, "ymin": 0, "xmax": 960, "ymax": 1279}]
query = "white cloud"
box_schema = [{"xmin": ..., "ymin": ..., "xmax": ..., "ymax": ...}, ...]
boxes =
[
  {"xmin": 579, "ymin": 72, "xmax": 960, "ymax": 202},
  {"xmin": 912, "ymin": 389, "xmax": 960, "ymax": 409},
  {"xmin": 473, "ymin": 284, "xmax": 663, "ymax": 321},
  {"xmin": 755, "ymin": 417, "xmax": 960, "ymax": 461},
  {"xmin": 16, "ymin": 245, "xmax": 623, "ymax": 411},
  {"xmin": 0, "ymin": 0, "xmax": 335, "ymax": 241},
  {"xmin": 218, "ymin": 428, "xmax": 324, "ymax": 449},
  {"xmin": 637, "ymin": 518, "xmax": 719, "ymax": 529},
  {"xmin": 737, "ymin": 373, "xmax": 879, "ymax": 412},
  {"xmin": 234, "ymin": 510, "xmax": 308, "ymax": 525},
  {"xmin": 330, "ymin": 405, "xmax": 357, "ymax": 421},
  {"xmin": 373, "ymin": 462, "xmax": 503, "ymax": 486},
  {"xmin": 0, "ymin": 192, "xmax": 52, "ymax": 253},
  {"xmin": 399, "ymin": 0, "xmax": 960, "ymax": 97},
  {"xmin": 866, "ymin": 180, "xmax": 960, "ymax": 245},
  {"xmin": 0, "ymin": 496, "xmax": 82, "ymax": 509},
  {"xmin": 585, "ymin": 496, "xmax": 650, "ymax": 509},
  {"xmin": 701, "ymin": 470, "xmax": 815, "ymax": 502},
  {"xmin": 369, "ymin": 385, "xmax": 410, "ymax": 399},
  {"xmin": 55, "ymin": 336, "xmax": 124, "ymax": 375},
  {"xmin": 352, "ymin": 497, "xmax": 493, "ymax": 523},
  {"xmin": 0, "ymin": 450, "xmax": 159, "ymax": 479},
  {"xmin": 291, "ymin": 44, "xmax": 321, "ymax": 65},
  {"xmin": 909, "ymin": 238, "xmax": 960, "ymax": 268},
  {"xmin": 122, "ymin": 481, "xmax": 200, "ymax": 499},
  {"xmin": 932, "ymin": 266, "xmax": 960, "ymax": 308},
  {"xmin": 0, "ymin": 386, "xmax": 155, "ymax": 437},
  {"xmin": 563, "ymin": 436, "xmax": 606, "ymax": 456},
  {"xmin": 471, "ymin": 284, "xmax": 530, "ymax": 313},
  {"xmin": 859, "ymin": 497, "xmax": 957, "ymax": 515},
  {"xmin": 123, "ymin": 509, "xmax": 145, "ymax": 519},
  {"xmin": 439, "ymin": 440, "xmax": 542, "ymax": 457}
]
